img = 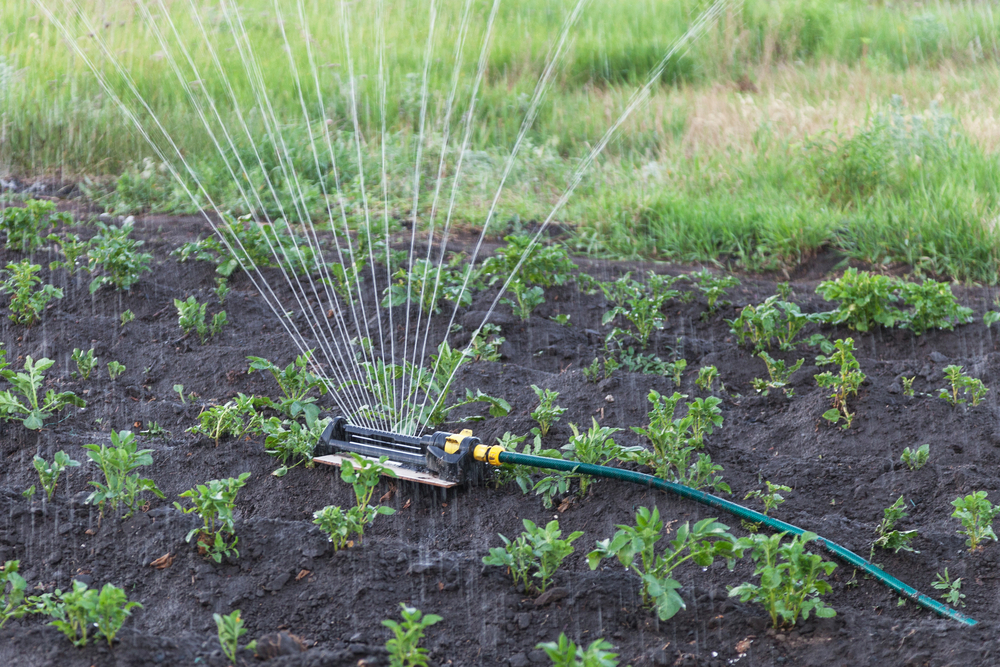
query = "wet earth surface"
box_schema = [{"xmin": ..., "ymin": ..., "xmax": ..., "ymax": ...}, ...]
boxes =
[{"xmin": 2, "ymin": 202, "xmax": 1000, "ymax": 666}]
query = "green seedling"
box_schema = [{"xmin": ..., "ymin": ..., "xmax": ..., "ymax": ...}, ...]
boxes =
[
  {"xmin": 0, "ymin": 354, "xmax": 85, "ymax": 430},
  {"xmin": 214, "ymin": 276, "xmax": 230, "ymax": 304},
  {"xmin": 120, "ymin": 309, "xmax": 134, "ymax": 327},
  {"xmin": 537, "ymin": 634, "xmax": 620, "ymax": 667},
  {"xmin": 28, "ymin": 581, "xmax": 141, "ymax": 647},
  {"xmin": 313, "ymin": 504, "xmax": 384, "ymax": 550},
  {"xmin": 174, "ymin": 472, "xmax": 251, "ymax": 563},
  {"xmin": 341, "ymin": 453, "xmax": 398, "ymax": 509},
  {"xmin": 71, "ymin": 348, "xmax": 98, "ymax": 380},
  {"xmin": 0, "ymin": 199, "xmax": 70, "ymax": 252},
  {"xmin": 985, "ymin": 311, "xmax": 1000, "ymax": 328},
  {"xmin": 0, "ymin": 561, "xmax": 28, "ymax": 629},
  {"xmin": 214, "ymin": 610, "xmax": 256, "ymax": 664},
  {"xmin": 47, "ymin": 232, "xmax": 91, "ymax": 273},
  {"xmin": 753, "ymin": 352, "xmax": 804, "ymax": 397},
  {"xmin": 727, "ymin": 296, "xmax": 822, "ymax": 351},
  {"xmin": 933, "ymin": 569, "xmax": 965, "ymax": 608},
  {"xmin": 814, "ymin": 338, "xmax": 864, "ymax": 428},
  {"xmin": 248, "ymin": 350, "xmax": 328, "ymax": 427},
  {"xmin": 190, "ymin": 394, "xmax": 266, "ymax": 446},
  {"xmin": 688, "ymin": 269, "xmax": 740, "ymax": 315},
  {"xmin": 33, "ymin": 451, "xmax": 80, "ymax": 501},
  {"xmin": 22, "ymin": 486, "xmax": 35, "ymax": 500},
  {"xmin": 871, "ymin": 496, "xmax": 918, "ymax": 557},
  {"xmin": 87, "ymin": 220, "xmax": 152, "ymax": 293},
  {"xmin": 582, "ymin": 358, "xmax": 602, "ymax": 383},
  {"xmin": 478, "ymin": 234, "xmax": 577, "ymax": 288},
  {"xmin": 469, "ymin": 323, "xmax": 504, "ymax": 361},
  {"xmin": 173, "ymin": 384, "xmax": 185, "ymax": 403},
  {"xmin": 695, "ymin": 365, "xmax": 719, "ymax": 392},
  {"xmin": 264, "ymin": 417, "xmax": 330, "ymax": 474},
  {"xmin": 531, "ymin": 385, "xmax": 566, "ymax": 437},
  {"xmin": 383, "ymin": 604, "xmax": 442, "ymax": 667},
  {"xmin": 382, "ymin": 256, "xmax": 473, "ymax": 315},
  {"xmin": 729, "ymin": 532, "xmax": 836, "ymax": 628},
  {"xmin": 588, "ymin": 507, "xmax": 741, "ymax": 621},
  {"xmin": 503, "ymin": 279, "xmax": 545, "ymax": 321},
  {"xmin": 816, "ymin": 268, "xmax": 900, "ymax": 332},
  {"xmin": 744, "ymin": 481, "xmax": 792, "ymax": 516},
  {"xmin": 1, "ymin": 261, "xmax": 63, "ymax": 326},
  {"xmin": 601, "ymin": 272, "xmax": 681, "ymax": 348},
  {"xmin": 107, "ymin": 360, "xmax": 125, "ymax": 380},
  {"xmin": 139, "ymin": 421, "xmax": 171, "ymax": 438},
  {"xmin": 84, "ymin": 430, "xmax": 163, "ymax": 519},
  {"xmin": 898, "ymin": 279, "xmax": 973, "ymax": 335},
  {"xmin": 902, "ymin": 375, "xmax": 915, "ymax": 397},
  {"xmin": 901, "ymin": 444, "xmax": 929, "ymax": 471},
  {"xmin": 665, "ymin": 358, "xmax": 687, "ymax": 386},
  {"xmin": 939, "ymin": 365, "xmax": 988, "ymax": 407},
  {"xmin": 175, "ymin": 296, "xmax": 227, "ymax": 343},
  {"xmin": 551, "ymin": 313, "xmax": 571, "ymax": 326},
  {"xmin": 951, "ymin": 490, "xmax": 1000, "ymax": 551},
  {"xmin": 483, "ymin": 519, "xmax": 583, "ymax": 594}
]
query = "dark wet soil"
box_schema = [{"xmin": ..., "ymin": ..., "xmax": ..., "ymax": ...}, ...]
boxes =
[{"xmin": 3, "ymin": 203, "xmax": 1000, "ymax": 667}]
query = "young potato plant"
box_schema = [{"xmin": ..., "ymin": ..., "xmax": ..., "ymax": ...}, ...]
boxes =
[
  {"xmin": 478, "ymin": 234, "xmax": 577, "ymax": 288},
  {"xmin": 939, "ymin": 365, "xmax": 988, "ymax": 407},
  {"xmin": 189, "ymin": 394, "xmax": 266, "ymax": 446},
  {"xmin": 816, "ymin": 268, "xmax": 900, "ymax": 332},
  {"xmin": 502, "ymin": 279, "xmax": 545, "ymax": 321},
  {"xmin": 688, "ymin": 269, "xmax": 740, "ymax": 315},
  {"xmin": 728, "ymin": 532, "xmax": 836, "ymax": 628},
  {"xmin": 898, "ymin": 279, "xmax": 973, "ymax": 334},
  {"xmin": 933, "ymin": 569, "xmax": 966, "ymax": 608},
  {"xmin": 214, "ymin": 610, "xmax": 256, "ymax": 664},
  {"xmin": 1, "ymin": 261, "xmax": 63, "ymax": 326},
  {"xmin": 383, "ymin": 604, "xmax": 442, "ymax": 667},
  {"xmin": 744, "ymin": 481, "xmax": 792, "ymax": 516},
  {"xmin": 951, "ymin": 491, "xmax": 999, "ymax": 551},
  {"xmin": 107, "ymin": 360, "xmax": 126, "ymax": 381},
  {"xmin": 382, "ymin": 256, "xmax": 473, "ymax": 315},
  {"xmin": 814, "ymin": 338, "xmax": 864, "ymax": 428},
  {"xmin": 71, "ymin": 348, "xmax": 98, "ymax": 380},
  {"xmin": 537, "ymin": 634, "xmax": 619, "ymax": 667},
  {"xmin": 0, "ymin": 198, "xmax": 71, "ymax": 252},
  {"xmin": 47, "ymin": 232, "xmax": 92, "ymax": 273},
  {"xmin": 0, "ymin": 354, "xmax": 86, "ymax": 430},
  {"xmin": 87, "ymin": 220, "xmax": 152, "ymax": 293},
  {"xmin": 601, "ymin": 272, "xmax": 681, "ymax": 348},
  {"xmin": 483, "ymin": 519, "xmax": 583, "ymax": 594},
  {"xmin": 28, "ymin": 581, "xmax": 141, "ymax": 647},
  {"xmin": 0, "ymin": 560, "xmax": 28, "ymax": 629},
  {"xmin": 84, "ymin": 430, "xmax": 164, "ymax": 519},
  {"xmin": 33, "ymin": 451, "xmax": 80, "ymax": 501},
  {"xmin": 753, "ymin": 352, "xmax": 804, "ymax": 397},
  {"xmin": 695, "ymin": 365, "xmax": 719, "ymax": 392},
  {"xmin": 469, "ymin": 323, "xmax": 504, "ymax": 361},
  {"xmin": 871, "ymin": 496, "xmax": 918, "ymax": 558},
  {"xmin": 263, "ymin": 416, "xmax": 330, "ymax": 475},
  {"xmin": 531, "ymin": 385, "xmax": 566, "ymax": 437},
  {"xmin": 174, "ymin": 472, "xmax": 251, "ymax": 563},
  {"xmin": 588, "ymin": 508, "xmax": 742, "ymax": 621},
  {"xmin": 175, "ymin": 296, "xmax": 227, "ymax": 343},
  {"xmin": 313, "ymin": 504, "xmax": 382, "ymax": 550},
  {"xmin": 901, "ymin": 444, "xmax": 930, "ymax": 470},
  {"xmin": 120, "ymin": 309, "xmax": 135, "ymax": 327},
  {"xmin": 248, "ymin": 350, "xmax": 328, "ymax": 427}
]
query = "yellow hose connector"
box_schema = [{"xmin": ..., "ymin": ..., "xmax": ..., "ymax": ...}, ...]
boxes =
[{"xmin": 473, "ymin": 444, "xmax": 505, "ymax": 466}]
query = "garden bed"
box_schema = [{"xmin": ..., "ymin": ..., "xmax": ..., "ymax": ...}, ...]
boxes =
[{"xmin": 2, "ymin": 206, "xmax": 1000, "ymax": 667}]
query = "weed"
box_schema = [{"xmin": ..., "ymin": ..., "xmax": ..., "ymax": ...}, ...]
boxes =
[
  {"xmin": 214, "ymin": 610, "xmax": 256, "ymax": 665},
  {"xmin": 871, "ymin": 496, "xmax": 918, "ymax": 557},
  {"xmin": 28, "ymin": 581, "xmax": 141, "ymax": 647},
  {"xmin": 190, "ymin": 394, "xmax": 266, "ymax": 446},
  {"xmin": 483, "ymin": 519, "xmax": 583, "ymax": 594},
  {"xmin": 695, "ymin": 365, "xmax": 719, "ymax": 392},
  {"xmin": 816, "ymin": 268, "xmax": 900, "ymax": 332},
  {"xmin": 0, "ymin": 355, "xmax": 85, "ymax": 430},
  {"xmin": 753, "ymin": 352, "xmax": 804, "ymax": 397},
  {"xmin": 744, "ymin": 481, "xmax": 792, "ymax": 516},
  {"xmin": 951, "ymin": 491, "xmax": 999, "ymax": 551},
  {"xmin": 688, "ymin": 269, "xmax": 740, "ymax": 315},
  {"xmin": 901, "ymin": 444, "xmax": 929, "ymax": 470},
  {"xmin": 729, "ymin": 532, "xmax": 836, "ymax": 628},
  {"xmin": 932, "ymin": 569, "xmax": 966, "ymax": 608},
  {"xmin": 588, "ymin": 507, "xmax": 741, "ymax": 621},
  {"xmin": 84, "ymin": 430, "xmax": 164, "ymax": 519},
  {"xmin": 901, "ymin": 375, "xmax": 915, "ymax": 397},
  {"xmin": 263, "ymin": 417, "xmax": 330, "ymax": 473},
  {"xmin": 0, "ymin": 199, "xmax": 70, "ymax": 252},
  {"xmin": 120, "ymin": 309, "xmax": 134, "ymax": 327},
  {"xmin": 33, "ymin": 451, "xmax": 80, "ymax": 501},
  {"xmin": 503, "ymin": 279, "xmax": 545, "ymax": 321},
  {"xmin": 898, "ymin": 279, "xmax": 973, "ymax": 334},
  {"xmin": 531, "ymin": 385, "xmax": 566, "ymax": 437},
  {"xmin": 248, "ymin": 350, "xmax": 328, "ymax": 427},
  {"xmin": 383, "ymin": 604, "xmax": 442, "ymax": 667},
  {"xmin": 1, "ymin": 261, "xmax": 63, "ymax": 326},
  {"xmin": 939, "ymin": 365, "xmax": 988, "ymax": 407},
  {"xmin": 537, "ymin": 634, "xmax": 619, "ymax": 667},
  {"xmin": 174, "ymin": 472, "xmax": 251, "ymax": 563},
  {"xmin": 814, "ymin": 338, "xmax": 864, "ymax": 428},
  {"xmin": 479, "ymin": 235, "xmax": 577, "ymax": 288},
  {"xmin": 107, "ymin": 360, "xmax": 126, "ymax": 380},
  {"xmin": 87, "ymin": 220, "xmax": 152, "ymax": 293},
  {"xmin": 0, "ymin": 561, "xmax": 27, "ymax": 629}
]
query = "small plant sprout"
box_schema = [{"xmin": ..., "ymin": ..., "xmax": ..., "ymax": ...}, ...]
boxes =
[
  {"xmin": 71, "ymin": 348, "xmax": 98, "ymax": 380},
  {"xmin": 33, "ymin": 451, "xmax": 80, "ymax": 501},
  {"xmin": 550, "ymin": 313, "xmax": 571, "ymax": 326},
  {"xmin": 29, "ymin": 581, "xmax": 141, "ymax": 647},
  {"xmin": 531, "ymin": 385, "xmax": 566, "ymax": 437},
  {"xmin": 814, "ymin": 338, "xmax": 864, "ymax": 428},
  {"xmin": 483, "ymin": 519, "xmax": 583, "ymax": 594},
  {"xmin": 174, "ymin": 472, "xmax": 251, "ymax": 562},
  {"xmin": 689, "ymin": 269, "xmax": 739, "ymax": 314},
  {"xmin": 816, "ymin": 268, "xmax": 900, "ymax": 332},
  {"xmin": 503, "ymin": 279, "xmax": 546, "ymax": 321},
  {"xmin": 537, "ymin": 634, "xmax": 620, "ymax": 667},
  {"xmin": 193, "ymin": 395, "xmax": 266, "ymax": 447},
  {"xmin": 985, "ymin": 310, "xmax": 1000, "ymax": 328},
  {"xmin": 939, "ymin": 365, "xmax": 988, "ymax": 407},
  {"xmin": 0, "ymin": 198, "xmax": 71, "ymax": 252},
  {"xmin": 173, "ymin": 383, "xmax": 185, "ymax": 403},
  {"xmin": 341, "ymin": 453, "xmax": 398, "ymax": 509},
  {"xmin": 933, "ymin": 569, "xmax": 966, "ymax": 608},
  {"xmin": 1, "ymin": 261, "xmax": 63, "ymax": 326},
  {"xmin": 744, "ymin": 481, "xmax": 792, "ymax": 516},
  {"xmin": 666, "ymin": 358, "xmax": 687, "ymax": 386},
  {"xmin": 951, "ymin": 491, "xmax": 1000, "ymax": 551},
  {"xmin": 469, "ymin": 323, "xmax": 504, "ymax": 361},
  {"xmin": 214, "ymin": 610, "xmax": 256, "ymax": 664},
  {"xmin": 871, "ymin": 496, "xmax": 918, "ymax": 557},
  {"xmin": 176, "ymin": 296, "xmax": 227, "ymax": 343},
  {"xmin": 87, "ymin": 220, "xmax": 153, "ymax": 293},
  {"xmin": 120, "ymin": 309, "xmax": 135, "ymax": 327},
  {"xmin": 383, "ymin": 604, "xmax": 442, "ymax": 667},
  {"xmin": 753, "ymin": 352, "xmax": 804, "ymax": 397},
  {"xmin": 902, "ymin": 375, "xmax": 915, "ymax": 397},
  {"xmin": 107, "ymin": 360, "xmax": 126, "ymax": 381},
  {"xmin": 901, "ymin": 444, "xmax": 930, "ymax": 471},
  {"xmin": 214, "ymin": 276, "xmax": 230, "ymax": 303},
  {"xmin": 0, "ymin": 561, "xmax": 28, "ymax": 630},
  {"xmin": 84, "ymin": 430, "xmax": 164, "ymax": 519},
  {"xmin": 0, "ymin": 355, "xmax": 86, "ymax": 430},
  {"xmin": 696, "ymin": 365, "xmax": 719, "ymax": 392},
  {"xmin": 313, "ymin": 505, "xmax": 377, "ymax": 550}
]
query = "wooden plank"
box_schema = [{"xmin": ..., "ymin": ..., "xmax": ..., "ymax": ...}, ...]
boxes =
[{"xmin": 312, "ymin": 454, "xmax": 457, "ymax": 488}]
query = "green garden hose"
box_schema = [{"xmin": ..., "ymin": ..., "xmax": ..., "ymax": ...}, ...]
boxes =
[{"xmin": 475, "ymin": 445, "xmax": 976, "ymax": 626}]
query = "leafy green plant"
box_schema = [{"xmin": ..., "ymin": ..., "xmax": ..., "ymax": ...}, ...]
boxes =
[
  {"xmin": 602, "ymin": 272, "xmax": 681, "ymax": 347},
  {"xmin": 727, "ymin": 295, "xmax": 821, "ymax": 351},
  {"xmin": 902, "ymin": 375, "xmax": 915, "ymax": 397},
  {"xmin": 313, "ymin": 504, "xmax": 382, "ymax": 550},
  {"xmin": 107, "ymin": 360, "xmax": 126, "ymax": 381},
  {"xmin": 898, "ymin": 279, "xmax": 973, "ymax": 334},
  {"xmin": 939, "ymin": 365, "xmax": 988, "ymax": 407},
  {"xmin": 483, "ymin": 519, "xmax": 583, "ymax": 594},
  {"xmin": 71, "ymin": 348, "xmax": 98, "ymax": 380},
  {"xmin": 263, "ymin": 416, "xmax": 330, "ymax": 474},
  {"xmin": 28, "ymin": 581, "xmax": 141, "ymax": 647},
  {"xmin": 502, "ymin": 279, "xmax": 545, "ymax": 321},
  {"xmin": 47, "ymin": 232, "xmax": 91, "ymax": 273},
  {"xmin": 871, "ymin": 496, "xmax": 918, "ymax": 557},
  {"xmin": 120, "ymin": 309, "xmax": 135, "ymax": 327},
  {"xmin": 951, "ymin": 490, "xmax": 1000, "ymax": 551},
  {"xmin": 985, "ymin": 311, "xmax": 1000, "ymax": 328},
  {"xmin": 688, "ymin": 269, "xmax": 739, "ymax": 314},
  {"xmin": 139, "ymin": 421, "xmax": 171, "ymax": 438},
  {"xmin": 173, "ymin": 383, "xmax": 186, "ymax": 403},
  {"xmin": 695, "ymin": 365, "xmax": 718, "ymax": 392},
  {"xmin": 248, "ymin": 350, "xmax": 328, "ymax": 427},
  {"xmin": 588, "ymin": 508, "xmax": 741, "ymax": 621},
  {"xmin": 814, "ymin": 338, "xmax": 864, "ymax": 428},
  {"xmin": 901, "ymin": 444, "xmax": 929, "ymax": 470},
  {"xmin": 174, "ymin": 472, "xmax": 251, "ymax": 562},
  {"xmin": 0, "ymin": 199, "xmax": 70, "ymax": 252},
  {"xmin": 0, "ymin": 355, "xmax": 85, "ymax": 430},
  {"xmin": 87, "ymin": 220, "xmax": 152, "ymax": 293},
  {"xmin": 932, "ymin": 569, "xmax": 965, "ymax": 608},
  {"xmin": 537, "ymin": 634, "xmax": 619, "ymax": 667},
  {"xmin": 383, "ymin": 604, "xmax": 442, "ymax": 667},
  {"xmin": 214, "ymin": 276, "xmax": 230, "ymax": 304},
  {"xmin": 753, "ymin": 352, "xmax": 804, "ymax": 397},
  {"xmin": 551, "ymin": 313, "xmax": 571, "ymax": 326},
  {"xmin": 84, "ymin": 430, "xmax": 164, "ymax": 519},
  {"xmin": 728, "ymin": 532, "xmax": 836, "ymax": 628},
  {"xmin": 175, "ymin": 296, "xmax": 227, "ymax": 343},
  {"xmin": 214, "ymin": 610, "xmax": 256, "ymax": 664},
  {"xmin": 0, "ymin": 561, "xmax": 27, "ymax": 629},
  {"xmin": 744, "ymin": 481, "xmax": 792, "ymax": 516},
  {"xmin": 816, "ymin": 268, "xmax": 900, "ymax": 332},
  {"xmin": 33, "ymin": 451, "xmax": 80, "ymax": 501},
  {"xmin": 665, "ymin": 358, "xmax": 687, "ymax": 386},
  {"xmin": 382, "ymin": 256, "xmax": 473, "ymax": 315},
  {"xmin": 469, "ymin": 323, "xmax": 504, "ymax": 361},
  {"xmin": 1, "ymin": 261, "xmax": 63, "ymax": 326},
  {"xmin": 531, "ymin": 385, "xmax": 566, "ymax": 437},
  {"xmin": 478, "ymin": 234, "xmax": 577, "ymax": 288},
  {"xmin": 190, "ymin": 394, "xmax": 266, "ymax": 446}
]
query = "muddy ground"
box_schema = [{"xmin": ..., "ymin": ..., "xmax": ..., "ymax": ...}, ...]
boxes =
[{"xmin": 2, "ymin": 201, "xmax": 1000, "ymax": 667}]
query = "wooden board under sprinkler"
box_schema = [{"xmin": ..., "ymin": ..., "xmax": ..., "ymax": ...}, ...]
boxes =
[{"xmin": 313, "ymin": 453, "xmax": 459, "ymax": 488}]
